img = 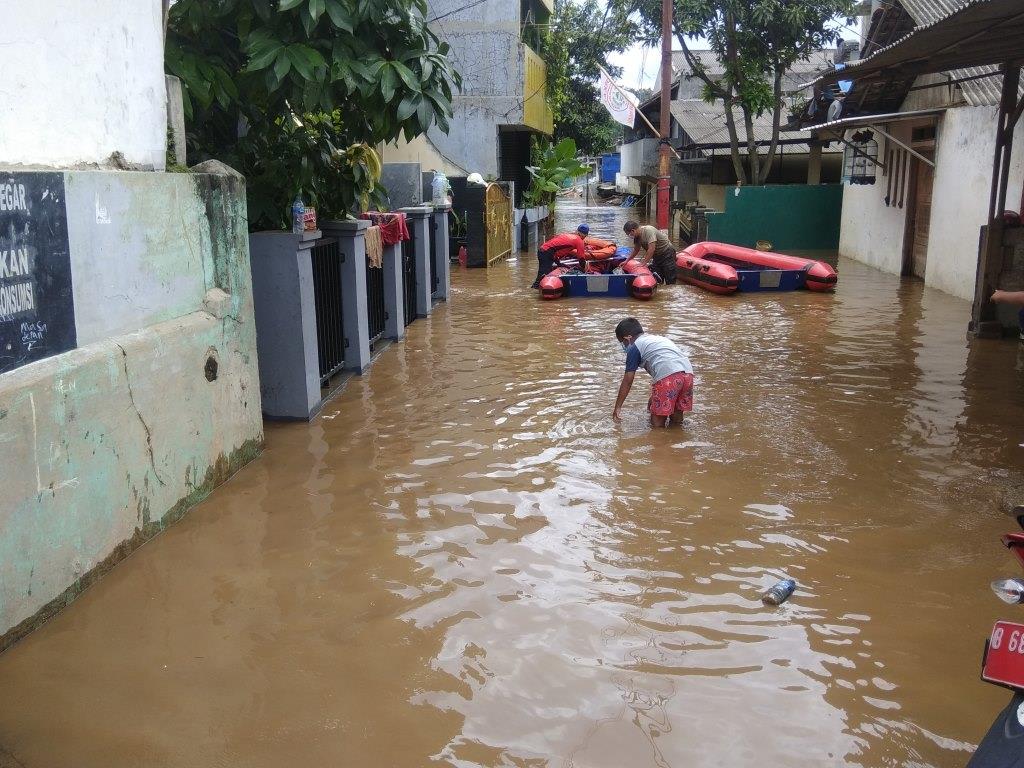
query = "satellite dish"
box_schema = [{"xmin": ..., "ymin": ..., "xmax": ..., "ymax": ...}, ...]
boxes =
[{"xmin": 827, "ymin": 99, "xmax": 844, "ymax": 123}]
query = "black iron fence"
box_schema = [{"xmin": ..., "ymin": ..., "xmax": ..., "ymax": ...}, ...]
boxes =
[
  {"xmin": 429, "ymin": 217, "xmax": 440, "ymax": 298},
  {"xmin": 402, "ymin": 228, "xmax": 418, "ymax": 326},
  {"xmin": 366, "ymin": 255, "xmax": 386, "ymax": 347},
  {"xmin": 310, "ymin": 238, "xmax": 346, "ymax": 386}
]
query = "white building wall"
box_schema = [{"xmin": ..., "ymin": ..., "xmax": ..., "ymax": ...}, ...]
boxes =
[
  {"xmin": 838, "ymin": 185, "xmax": 908, "ymax": 275},
  {"xmin": 838, "ymin": 122, "xmax": 913, "ymax": 275},
  {"xmin": 838, "ymin": 107, "xmax": 1024, "ymax": 300},
  {"xmin": 926, "ymin": 106, "xmax": 1024, "ymax": 300},
  {"xmin": 0, "ymin": 1, "xmax": 167, "ymax": 169}
]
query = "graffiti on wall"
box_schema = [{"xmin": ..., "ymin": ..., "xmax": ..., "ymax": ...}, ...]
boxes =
[{"xmin": 0, "ymin": 172, "xmax": 76, "ymax": 374}]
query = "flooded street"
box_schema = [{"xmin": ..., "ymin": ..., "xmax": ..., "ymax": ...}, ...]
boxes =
[{"xmin": 3, "ymin": 203, "xmax": 1024, "ymax": 767}]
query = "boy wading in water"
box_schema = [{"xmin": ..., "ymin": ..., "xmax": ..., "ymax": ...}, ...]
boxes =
[{"xmin": 613, "ymin": 318, "xmax": 693, "ymax": 427}]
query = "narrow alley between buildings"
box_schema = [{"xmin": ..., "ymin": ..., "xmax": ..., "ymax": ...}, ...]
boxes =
[{"xmin": 1, "ymin": 204, "xmax": 1023, "ymax": 767}]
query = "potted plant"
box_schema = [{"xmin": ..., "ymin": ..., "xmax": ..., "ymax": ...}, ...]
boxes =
[{"xmin": 448, "ymin": 209, "xmax": 467, "ymax": 261}]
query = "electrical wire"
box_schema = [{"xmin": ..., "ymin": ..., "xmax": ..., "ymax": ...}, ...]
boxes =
[{"xmin": 427, "ymin": 0, "xmax": 491, "ymax": 24}]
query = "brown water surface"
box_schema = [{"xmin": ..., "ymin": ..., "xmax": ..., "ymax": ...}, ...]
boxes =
[{"xmin": 2, "ymin": 203, "xmax": 1024, "ymax": 767}]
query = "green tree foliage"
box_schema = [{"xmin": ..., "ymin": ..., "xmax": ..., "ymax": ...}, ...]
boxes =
[
  {"xmin": 523, "ymin": 138, "xmax": 591, "ymax": 208},
  {"xmin": 621, "ymin": 0, "xmax": 854, "ymax": 184},
  {"xmin": 546, "ymin": 0, "xmax": 636, "ymax": 156},
  {"xmin": 166, "ymin": 0, "xmax": 461, "ymax": 229}
]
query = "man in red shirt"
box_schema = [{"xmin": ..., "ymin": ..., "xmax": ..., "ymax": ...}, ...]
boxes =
[{"xmin": 531, "ymin": 224, "xmax": 589, "ymax": 288}]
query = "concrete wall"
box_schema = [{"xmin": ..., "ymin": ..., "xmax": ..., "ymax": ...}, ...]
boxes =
[
  {"xmin": 0, "ymin": 171, "xmax": 262, "ymax": 650},
  {"xmin": 0, "ymin": 1, "xmax": 167, "ymax": 169},
  {"xmin": 838, "ymin": 182, "xmax": 908, "ymax": 274},
  {"xmin": 382, "ymin": 0, "xmax": 523, "ymax": 177},
  {"xmin": 838, "ymin": 107, "xmax": 1024, "ymax": 299},
  {"xmin": 381, "ymin": 134, "xmax": 468, "ymax": 177},
  {"xmin": 697, "ymin": 184, "xmax": 728, "ymax": 212},
  {"xmin": 927, "ymin": 106, "xmax": 1024, "ymax": 299},
  {"xmin": 621, "ymin": 139, "xmax": 659, "ymax": 179},
  {"xmin": 380, "ymin": 162, "xmax": 425, "ymax": 210}
]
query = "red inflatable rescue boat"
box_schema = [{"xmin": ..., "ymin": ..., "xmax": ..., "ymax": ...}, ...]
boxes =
[
  {"xmin": 539, "ymin": 248, "xmax": 656, "ymax": 300},
  {"xmin": 676, "ymin": 242, "xmax": 837, "ymax": 294}
]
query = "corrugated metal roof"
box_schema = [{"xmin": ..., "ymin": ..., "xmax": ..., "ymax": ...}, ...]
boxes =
[
  {"xmin": 671, "ymin": 99, "xmax": 842, "ymax": 154},
  {"xmin": 659, "ymin": 49, "xmax": 835, "ymax": 93},
  {"xmin": 820, "ymin": 0, "xmax": 1024, "ymax": 108},
  {"xmin": 801, "ymin": 107, "xmax": 945, "ymax": 132},
  {"xmin": 898, "ymin": 0, "xmax": 1004, "ymax": 105}
]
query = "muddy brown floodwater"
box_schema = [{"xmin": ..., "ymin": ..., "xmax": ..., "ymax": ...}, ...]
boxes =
[{"xmin": 3, "ymin": 202, "xmax": 1024, "ymax": 767}]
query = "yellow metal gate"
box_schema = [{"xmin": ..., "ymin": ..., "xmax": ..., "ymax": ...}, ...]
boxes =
[{"xmin": 484, "ymin": 183, "xmax": 512, "ymax": 266}]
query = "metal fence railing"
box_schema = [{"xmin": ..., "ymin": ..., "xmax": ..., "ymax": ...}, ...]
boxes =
[
  {"xmin": 402, "ymin": 229, "xmax": 418, "ymax": 326},
  {"xmin": 310, "ymin": 238, "xmax": 346, "ymax": 386},
  {"xmin": 365, "ymin": 255, "xmax": 386, "ymax": 347},
  {"xmin": 429, "ymin": 217, "xmax": 440, "ymax": 298}
]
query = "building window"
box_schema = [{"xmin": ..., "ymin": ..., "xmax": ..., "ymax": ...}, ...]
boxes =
[{"xmin": 842, "ymin": 130, "xmax": 878, "ymax": 185}]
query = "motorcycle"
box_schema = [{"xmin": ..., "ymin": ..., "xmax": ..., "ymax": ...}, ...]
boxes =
[{"xmin": 968, "ymin": 503, "xmax": 1024, "ymax": 766}]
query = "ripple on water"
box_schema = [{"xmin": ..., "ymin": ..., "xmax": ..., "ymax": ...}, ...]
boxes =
[{"xmin": 1, "ymin": 206, "xmax": 1023, "ymax": 768}]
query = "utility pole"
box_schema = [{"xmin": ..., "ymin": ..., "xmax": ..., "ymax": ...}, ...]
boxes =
[{"xmin": 657, "ymin": 0, "xmax": 672, "ymax": 231}]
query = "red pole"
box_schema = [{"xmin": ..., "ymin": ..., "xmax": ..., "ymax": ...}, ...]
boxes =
[{"xmin": 657, "ymin": 0, "xmax": 672, "ymax": 231}]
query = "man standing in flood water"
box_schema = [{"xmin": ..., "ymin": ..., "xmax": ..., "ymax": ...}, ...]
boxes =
[{"xmin": 624, "ymin": 220, "xmax": 677, "ymax": 284}]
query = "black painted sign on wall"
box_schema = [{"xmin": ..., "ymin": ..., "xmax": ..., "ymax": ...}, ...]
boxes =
[{"xmin": 0, "ymin": 172, "xmax": 76, "ymax": 375}]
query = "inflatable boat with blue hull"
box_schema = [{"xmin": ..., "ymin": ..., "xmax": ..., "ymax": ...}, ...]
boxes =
[
  {"xmin": 539, "ymin": 248, "xmax": 657, "ymax": 300},
  {"xmin": 676, "ymin": 242, "xmax": 838, "ymax": 294}
]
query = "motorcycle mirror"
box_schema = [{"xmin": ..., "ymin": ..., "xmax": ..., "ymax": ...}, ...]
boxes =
[{"xmin": 1002, "ymin": 533, "xmax": 1024, "ymax": 570}]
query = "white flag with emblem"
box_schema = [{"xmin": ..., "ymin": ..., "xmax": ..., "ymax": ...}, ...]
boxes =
[{"xmin": 599, "ymin": 66, "xmax": 637, "ymax": 128}]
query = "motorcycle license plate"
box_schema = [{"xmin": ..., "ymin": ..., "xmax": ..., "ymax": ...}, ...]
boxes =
[{"xmin": 982, "ymin": 621, "xmax": 1024, "ymax": 689}]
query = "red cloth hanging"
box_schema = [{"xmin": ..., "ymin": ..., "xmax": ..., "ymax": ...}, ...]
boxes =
[{"xmin": 359, "ymin": 212, "xmax": 411, "ymax": 245}]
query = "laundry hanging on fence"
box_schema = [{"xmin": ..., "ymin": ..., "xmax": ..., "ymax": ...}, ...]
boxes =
[
  {"xmin": 360, "ymin": 212, "xmax": 411, "ymax": 245},
  {"xmin": 365, "ymin": 225, "xmax": 383, "ymax": 268}
]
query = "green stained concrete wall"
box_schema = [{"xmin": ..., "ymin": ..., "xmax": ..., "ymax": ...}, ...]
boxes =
[
  {"xmin": 706, "ymin": 184, "xmax": 844, "ymax": 252},
  {"xmin": 0, "ymin": 170, "xmax": 263, "ymax": 652}
]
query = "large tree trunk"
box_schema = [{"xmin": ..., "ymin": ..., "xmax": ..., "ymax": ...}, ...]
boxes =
[
  {"xmin": 758, "ymin": 65, "xmax": 785, "ymax": 185},
  {"xmin": 722, "ymin": 99, "xmax": 747, "ymax": 184},
  {"xmin": 743, "ymin": 105, "xmax": 759, "ymax": 185},
  {"xmin": 722, "ymin": 9, "xmax": 754, "ymax": 186}
]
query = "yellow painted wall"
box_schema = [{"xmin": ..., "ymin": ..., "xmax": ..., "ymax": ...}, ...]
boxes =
[
  {"xmin": 381, "ymin": 134, "xmax": 468, "ymax": 177},
  {"xmin": 523, "ymin": 45, "xmax": 553, "ymax": 135}
]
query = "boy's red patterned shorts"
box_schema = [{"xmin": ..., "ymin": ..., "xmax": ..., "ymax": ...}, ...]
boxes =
[{"xmin": 648, "ymin": 372, "xmax": 694, "ymax": 417}]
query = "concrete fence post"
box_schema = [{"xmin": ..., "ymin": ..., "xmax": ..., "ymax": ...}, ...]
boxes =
[
  {"xmin": 321, "ymin": 220, "xmax": 371, "ymax": 374},
  {"xmin": 382, "ymin": 242, "xmax": 404, "ymax": 340},
  {"xmin": 249, "ymin": 231, "xmax": 323, "ymax": 420},
  {"xmin": 400, "ymin": 206, "xmax": 433, "ymax": 318},
  {"xmin": 431, "ymin": 204, "xmax": 451, "ymax": 302}
]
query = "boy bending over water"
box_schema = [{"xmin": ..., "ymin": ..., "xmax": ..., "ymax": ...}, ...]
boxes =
[{"xmin": 612, "ymin": 318, "xmax": 694, "ymax": 427}]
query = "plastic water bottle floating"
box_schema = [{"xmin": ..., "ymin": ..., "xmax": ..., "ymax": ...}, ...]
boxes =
[{"xmin": 762, "ymin": 578, "xmax": 797, "ymax": 606}]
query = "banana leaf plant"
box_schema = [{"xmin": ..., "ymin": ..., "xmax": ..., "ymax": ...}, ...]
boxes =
[{"xmin": 523, "ymin": 138, "xmax": 590, "ymax": 210}]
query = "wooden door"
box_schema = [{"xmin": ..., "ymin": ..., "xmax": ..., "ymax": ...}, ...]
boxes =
[
  {"xmin": 903, "ymin": 154, "xmax": 935, "ymax": 279},
  {"xmin": 911, "ymin": 161, "xmax": 933, "ymax": 278}
]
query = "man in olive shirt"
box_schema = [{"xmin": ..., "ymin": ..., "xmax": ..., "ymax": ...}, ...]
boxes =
[{"xmin": 624, "ymin": 220, "xmax": 677, "ymax": 284}]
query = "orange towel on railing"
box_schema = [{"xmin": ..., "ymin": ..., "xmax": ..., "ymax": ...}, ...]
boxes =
[
  {"xmin": 365, "ymin": 225, "xmax": 383, "ymax": 268},
  {"xmin": 360, "ymin": 212, "xmax": 411, "ymax": 245}
]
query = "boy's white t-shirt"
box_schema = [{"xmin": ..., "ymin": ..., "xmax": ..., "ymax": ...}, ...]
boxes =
[{"xmin": 625, "ymin": 334, "xmax": 692, "ymax": 382}]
